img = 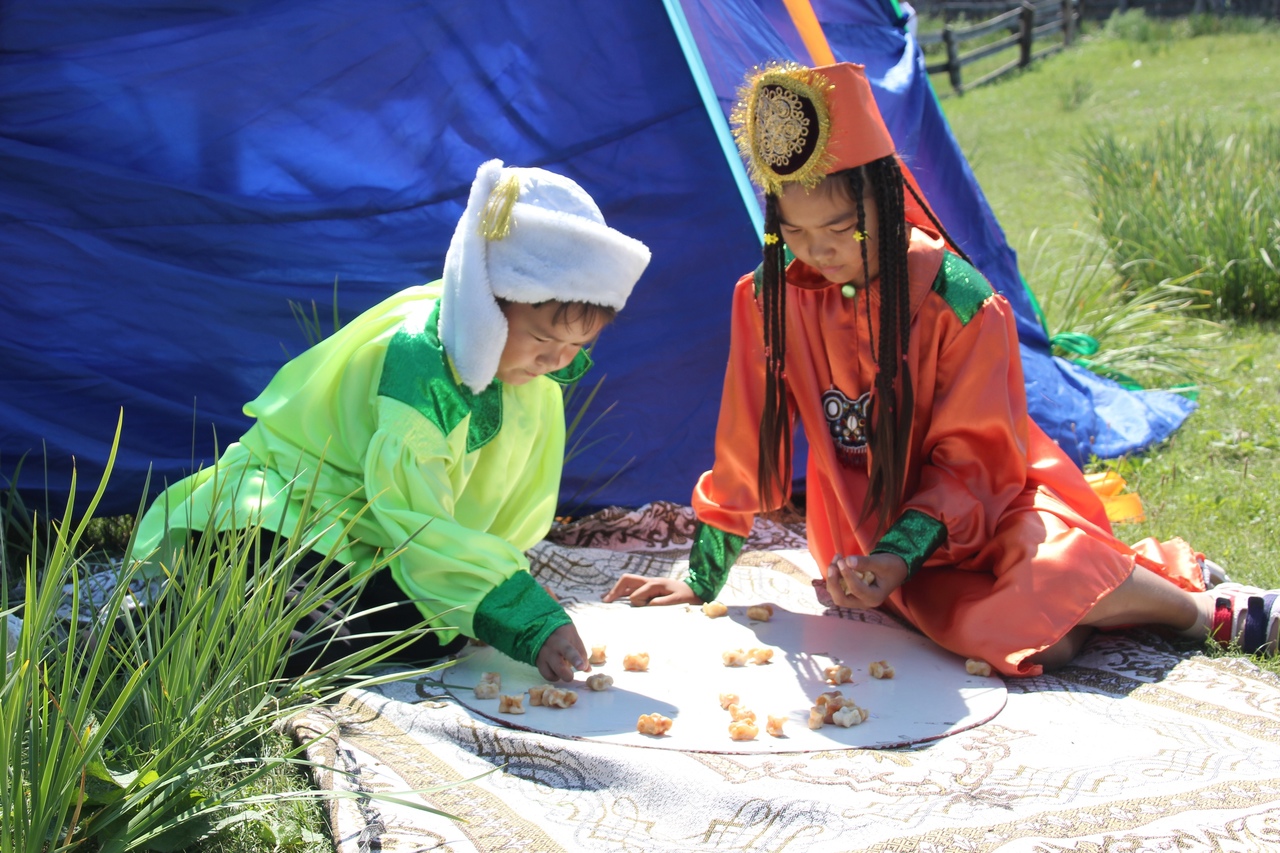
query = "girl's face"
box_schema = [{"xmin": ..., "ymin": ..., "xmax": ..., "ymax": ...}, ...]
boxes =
[
  {"xmin": 778, "ymin": 176, "xmax": 880, "ymax": 287},
  {"xmin": 496, "ymin": 301, "xmax": 605, "ymax": 386}
]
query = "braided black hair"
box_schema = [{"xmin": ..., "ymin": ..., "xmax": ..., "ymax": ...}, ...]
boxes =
[
  {"xmin": 756, "ymin": 192, "xmax": 792, "ymax": 511},
  {"xmin": 855, "ymin": 156, "xmax": 914, "ymax": 538},
  {"xmin": 754, "ymin": 155, "xmax": 926, "ymax": 534}
]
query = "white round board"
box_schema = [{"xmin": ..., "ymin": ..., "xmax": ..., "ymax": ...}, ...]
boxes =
[{"xmin": 444, "ymin": 599, "xmax": 1007, "ymax": 753}]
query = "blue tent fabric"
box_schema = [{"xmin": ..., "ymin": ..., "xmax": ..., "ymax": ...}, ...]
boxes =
[{"xmin": 1, "ymin": 0, "xmax": 1193, "ymax": 518}]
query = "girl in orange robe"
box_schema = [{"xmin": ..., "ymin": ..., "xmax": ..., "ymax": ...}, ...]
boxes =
[{"xmin": 604, "ymin": 62, "xmax": 1265, "ymax": 675}]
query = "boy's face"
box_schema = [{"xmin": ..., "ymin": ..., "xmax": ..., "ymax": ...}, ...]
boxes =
[
  {"xmin": 496, "ymin": 301, "xmax": 606, "ymax": 386},
  {"xmin": 778, "ymin": 176, "xmax": 880, "ymax": 287}
]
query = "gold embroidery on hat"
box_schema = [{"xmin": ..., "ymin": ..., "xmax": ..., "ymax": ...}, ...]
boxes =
[
  {"xmin": 479, "ymin": 172, "xmax": 521, "ymax": 240},
  {"xmin": 731, "ymin": 63, "xmax": 834, "ymax": 196}
]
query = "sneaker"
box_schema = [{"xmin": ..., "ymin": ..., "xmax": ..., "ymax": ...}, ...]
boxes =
[
  {"xmin": 1209, "ymin": 583, "xmax": 1280, "ymax": 655},
  {"xmin": 1199, "ymin": 555, "xmax": 1230, "ymax": 590}
]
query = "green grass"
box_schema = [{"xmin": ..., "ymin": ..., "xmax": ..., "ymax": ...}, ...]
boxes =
[
  {"xmin": 1026, "ymin": 228, "xmax": 1226, "ymax": 387},
  {"xmin": 2, "ymin": 427, "xmax": 460, "ymax": 852},
  {"xmin": 1087, "ymin": 323, "xmax": 1280, "ymax": 587},
  {"xmin": 1079, "ymin": 120, "xmax": 1280, "ymax": 319},
  {"xmin": 938, "ymin": 29, "xmax": 1280, "ymax": 274}
]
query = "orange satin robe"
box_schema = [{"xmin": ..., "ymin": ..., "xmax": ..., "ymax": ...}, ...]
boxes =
[{"xmin": 692, "ymin": 227, "xmax": 1202, "ymax": 677}]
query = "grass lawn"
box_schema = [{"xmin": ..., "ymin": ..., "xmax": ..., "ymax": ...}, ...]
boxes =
[
  {"xmin": 933, "ymin": 25, "xmax": 1279, "ymax": 587},
  {"xmin": 937, "ymin": 29, "xmax": 1279, "ymax": 268}
]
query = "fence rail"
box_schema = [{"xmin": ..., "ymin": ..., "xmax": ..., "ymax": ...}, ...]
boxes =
[
  {"xmin": 921, "ymin": 0, "xmax": 1279, "ymax": 17},
  {"xmin": 919, "ymin": 0, "xmax": 1080, "ymax": 93}
]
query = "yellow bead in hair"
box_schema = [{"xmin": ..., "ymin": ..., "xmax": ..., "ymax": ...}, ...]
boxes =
[{"xmin": 763, "ymin": 232, "xmax": 780, "ymax": 245}]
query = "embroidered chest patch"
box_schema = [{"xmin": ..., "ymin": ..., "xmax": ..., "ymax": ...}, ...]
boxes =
[{"xmin": 821, "ymin": 387, "xmax": 870, "ymax": 463}]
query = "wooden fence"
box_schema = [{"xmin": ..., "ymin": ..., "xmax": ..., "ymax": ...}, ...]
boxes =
[
  {"xmin": 924, "ymin": 0, "xmax": 1280, "ymax": 19},
  {"xmin": 920, "ymin": 0, "xmax": 1081, "ymax": 94}
]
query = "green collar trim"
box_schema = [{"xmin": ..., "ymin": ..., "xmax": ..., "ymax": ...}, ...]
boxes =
[
  {"xmin": 377, "ymin": 300, "xmax": 503, "ymax": 452},
  {"xmin": 547, "ymin": 348, "xmax": 593, "ymax": 385}
]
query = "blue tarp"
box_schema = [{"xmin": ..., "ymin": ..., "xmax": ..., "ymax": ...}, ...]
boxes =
[{"xmin": 0, "ymin": 0, "xmax": 1194, "ymax": 518}]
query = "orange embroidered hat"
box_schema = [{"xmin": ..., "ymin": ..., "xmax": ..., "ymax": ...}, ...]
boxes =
[{"xmin": 732, "ymin": 62, "xmax": 894, "ymax": 196}]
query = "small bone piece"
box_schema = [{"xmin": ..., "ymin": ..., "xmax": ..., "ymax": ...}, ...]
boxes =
[
  {"xmin": 702, "ymin": 601, "xmax": 729, "ymax": 618},
  {"xmin": 766, "ymin": 715, "xmax": 787, "ymax": 737},
  {"xmin": 542, "ymin": 687, "xmax": 579, "ymax": 709},
  {"xmin": 637, "ymin": 713, "xmax": 673, "ymax": 736},
  {"xmin": 528, "ymin": 685, "xmax": 547, "ymax": 706},
  {"xmin": 831, "ymin": 704, "xmax": 869, "ymax": 727},
  {"xmin": 728, "ymin": 719, "xmax": 759, "ymax": 741},
  {"xmin": 719, "ymin": 692, "xmax": 740, "ymax": 710},
  {"xmin": 868, "ymin": 660, "xmax": 895, "ymax": 679},
  {"xmin": 746, "ymin": 604, "xmax": 774, "ymax": 622},
  {"xmin": 722, "ymin": 648, "xmax": 749, "ymax": 667},
  {"xmin": 623, "ymin": 652, "xmax": 650, "ymax": 672},
  {"xmin": 821, "ymin": 696, "xmax": 849, "ymax": 725},
  {"xmin": 965, "ymin": 658, "xmax": 993, "ymax": 677},
  {"xmin": 586, "ymin": 673, "xmax": 614, "ymax": 692},
  {"xmin": 727, "ymin": 704, "xmax": 756, "ymax": 723},
  {"xmin": 474, "ymin": 678, "xmax": 501, "ymax": 700},
  {"xmin": 498, "ymin": 694, "xmax": 525, "ymax": 714},
  {"xmin": 747, "ymin": 647, "xmax": 774, "ymax": 665},
  {"xmin": 838, "ymin": 570, "xmax": 875, "ymax": 595},
  {"xmin": 589, "ymin": 645, "xmax": 607, "ymax": 665},
  {"xmin": 823, "ymin": 664, "xmax": 853, "ymax": 685},
  {"xmin": 807, "ymin": 707, "xmax": 826, "ymax": 730}
]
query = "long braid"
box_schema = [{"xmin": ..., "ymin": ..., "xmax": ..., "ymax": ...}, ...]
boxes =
[
  {"xmin": 862, "ymin": 156, "xmax": 914, "ymax": 537},
  {"xmin": 756, "ymin": 193, "xmax": 792, "ymax": 511},
  {"xmin": 849, "ymin": 168, "xmax": 876, "ymax": 362}
]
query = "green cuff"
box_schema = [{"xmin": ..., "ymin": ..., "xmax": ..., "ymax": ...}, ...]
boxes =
[
  {"xmin": 871, "ymin": 509, "xmax": 947, "ymax": 580},
  {"xmin": 472, "ymin": 571, "xmax": 571, "ymax": 667},
  {"xmin": 685, "ymin": 521, "xmax": 746, "ymax": 602}
]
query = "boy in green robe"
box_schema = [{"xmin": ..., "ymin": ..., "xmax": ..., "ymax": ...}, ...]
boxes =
[{"xmin": 132, "ymin": 160, "xmax": 650, "ymax": 680}]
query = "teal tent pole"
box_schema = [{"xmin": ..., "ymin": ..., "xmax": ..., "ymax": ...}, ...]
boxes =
[{"xmin": 661, "ymin": 0, "xmax": 765, "ymax": 242}]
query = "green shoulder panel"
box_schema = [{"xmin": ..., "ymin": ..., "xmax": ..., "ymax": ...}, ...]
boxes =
[
  {"xmin": 931, "ymin": 252, "xmax": 994, "ymax": 326},
  {"xmin": 376, "ymin": 301, "xmax": 502, "ymax": 452}
]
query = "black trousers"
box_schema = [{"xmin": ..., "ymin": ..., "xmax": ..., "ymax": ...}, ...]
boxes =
[{"xmin": 207, "ymin": 531, "xmax": 467, "ymax": 679}]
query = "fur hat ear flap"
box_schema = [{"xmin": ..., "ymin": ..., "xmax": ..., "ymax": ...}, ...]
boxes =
[
  {"xmin": 438, "ymin": 159, "xmax": 651, "ymax": 394},
  {"xmin": 439, "ymin": 159, "xmax": 509, "ymax": 394}
]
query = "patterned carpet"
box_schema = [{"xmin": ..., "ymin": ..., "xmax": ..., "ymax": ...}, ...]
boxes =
[{"xmin": 286, "ymin": 503, "xmax": 1280, "ymax": 852}]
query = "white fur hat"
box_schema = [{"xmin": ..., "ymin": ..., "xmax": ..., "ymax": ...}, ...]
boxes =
[{"xmin": 438, "ymin": 159, "xmax": 651, "ymax": 393}]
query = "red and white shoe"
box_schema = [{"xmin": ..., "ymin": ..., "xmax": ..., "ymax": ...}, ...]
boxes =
[{"xmin": 1209, "ymin": 583, "xmax": 1280, "ymax": 656}]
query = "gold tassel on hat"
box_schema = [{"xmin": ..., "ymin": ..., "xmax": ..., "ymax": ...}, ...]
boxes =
[
  {"xmin": 731, "ymin": 62, "xmax": 835, "ymax": 197},
  {"xmin": 479, "ymin": 172, "xmax": 521, "ymax": 240}
]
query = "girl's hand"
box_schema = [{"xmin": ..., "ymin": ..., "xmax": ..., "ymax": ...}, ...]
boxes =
[
  {"xmin": 826, "ymin": 553, "xmax": 908, "ymax": 609},
  {"xmin": 536, "ymin": 623, "xmax": 591, "ymax": 682},
  {"xmin": 602, "ymin": 574, "xmax": 701, "ymax": 607}
]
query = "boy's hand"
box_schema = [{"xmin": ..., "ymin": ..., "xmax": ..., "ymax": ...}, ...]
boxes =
[
  {"xmin": 602, "ymin": 574, "xmax": 701, "ymax": 607},
  {"xmin": 826, "ymin": 553, "xmax": 908, "ymax": 609},
  {"xmin": 536, "ymin": 623, "xmax": 591, "ymax": 682}
]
